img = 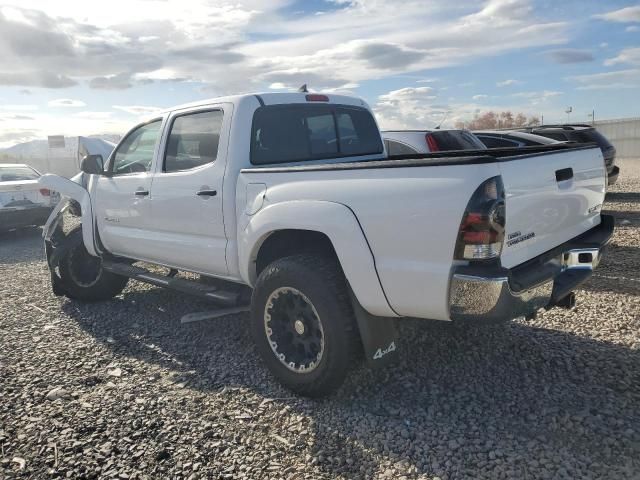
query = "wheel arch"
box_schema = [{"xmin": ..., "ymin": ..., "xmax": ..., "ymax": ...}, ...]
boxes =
[{"xmin": 239, "ymin": 200, "xmax": 397, "ymax": 317}]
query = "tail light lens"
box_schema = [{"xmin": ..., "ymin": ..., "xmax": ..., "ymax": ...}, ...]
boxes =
[
  {"xmin": 454, "ymin": 176, "xmax": 506, "ymax": 261},
  {"xmin": 39, "ymin": 188, "xmax": 51, "ymax": 196},
  {"xmin": 306, "ymin": 94, "xmax": 329, "ymax": 102},
  {"xmin": 425, "ymin": 133, "xmax": 440, "ymax": 152}
]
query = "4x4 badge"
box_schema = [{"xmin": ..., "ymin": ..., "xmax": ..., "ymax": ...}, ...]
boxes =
[{"xmin": 373, "ymin": 341, "xmax": 396, "ymax": 360}]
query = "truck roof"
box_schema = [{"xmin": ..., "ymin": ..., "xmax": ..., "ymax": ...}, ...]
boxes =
[{"xmin": 161, "ymin": 92, "xmax": 368, "ymax": 115}]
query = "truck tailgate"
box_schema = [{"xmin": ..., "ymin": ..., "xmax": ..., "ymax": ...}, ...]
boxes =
[{"xmin": 498, "ymin": 146, "xmax": 606, "ymax": 269}]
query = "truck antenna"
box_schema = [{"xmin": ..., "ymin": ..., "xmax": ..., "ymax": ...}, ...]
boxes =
[{"xmin": 435, "ymin": 111, "xmax": 449, "ymax": 130}]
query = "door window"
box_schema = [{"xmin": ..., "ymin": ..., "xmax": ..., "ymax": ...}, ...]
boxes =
[
  {"xmin": 164, "ymin": 110, "xmax": 224, "ymax": 172},
  {"xmin": 111, "ymin": 120, "xmax": 162, "ymax": 175}
]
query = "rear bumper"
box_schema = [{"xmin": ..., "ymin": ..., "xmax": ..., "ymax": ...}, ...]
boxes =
[
  {"xmin": 449, "ymin": 214, "xmax": 614, "ymax": 322},
  {"xmin": 607, "ymin": 165, "xmax": 619, "ymax": 186},
  {"xmin": 0, "ymin": 205, "xmax": 53, "ymax": 230}
]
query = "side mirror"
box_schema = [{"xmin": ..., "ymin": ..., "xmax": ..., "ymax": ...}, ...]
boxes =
[{"xmin": 80, "ymin": 154, "xmax": 104, "ymax": 175}]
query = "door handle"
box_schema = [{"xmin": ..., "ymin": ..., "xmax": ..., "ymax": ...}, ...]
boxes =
[
  {"xmin": 196, "ymin": 189, "xmax": 217, "ymax": 197},
  {"xmin": 555, "ymin": 168, "xmax": 573, "ymax": 182},
  {"xmin": 135, "ymin": 190, "xmax": 149, "ymax": 196}
]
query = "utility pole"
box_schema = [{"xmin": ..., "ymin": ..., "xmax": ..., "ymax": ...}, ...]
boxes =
[{"xmin": 565, "ymin": 106, "xmax": 573, "ymax": 123}]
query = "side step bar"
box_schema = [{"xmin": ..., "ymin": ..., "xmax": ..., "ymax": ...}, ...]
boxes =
[{"xmin": 103, "ymin": 260, "xmax": 241, "ymax": 306}]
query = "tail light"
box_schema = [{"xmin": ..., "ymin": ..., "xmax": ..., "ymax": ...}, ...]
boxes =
[
  {"xmin": 454, "ymin": 176, "xmax": 506, "ymax": 261},
  {"xmin": 39, "ymin": 188, "xmax": 51, "ymax": 196},
  {"xmin": 306, "ymin": 94, "xmax": 329, "ymax": 102},
  {"xmin": 425, "ymin": 133, "xmax": 440, "ymax": 152}
]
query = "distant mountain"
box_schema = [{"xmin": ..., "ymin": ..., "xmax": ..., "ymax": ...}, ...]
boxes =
[
  {"xmin": 0, "ymin": 139, "xmax": 49, "ymax": 160},
  {"xmin": 0, "ymin": 136, "xmax": 119, "ymax": 160},
  {"xmin": 88, "ymin": 134, "xmax": 121, "ymax": 144}
]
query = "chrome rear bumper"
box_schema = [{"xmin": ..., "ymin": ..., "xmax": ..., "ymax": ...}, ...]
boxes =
[{"xmin": 449, "ymin": 215, "xmax": 613, "ymax": 322}]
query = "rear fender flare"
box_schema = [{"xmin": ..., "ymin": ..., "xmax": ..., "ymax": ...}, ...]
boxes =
[
  {"xmin": 38, "ymin": 174, "xmax": 98, "ymax": 257},
  {"xmin": 239, "ymin": 200, "xmax": 397, "ymax": 318}
]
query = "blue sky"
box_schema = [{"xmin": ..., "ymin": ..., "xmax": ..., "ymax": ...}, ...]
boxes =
[{"xmin": 0, "ymin": 0, "xmax": 639, "ymax": 147}]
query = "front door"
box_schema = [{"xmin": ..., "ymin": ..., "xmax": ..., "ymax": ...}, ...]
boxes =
[
  {"xmin": 94, "ymin": 119, "xmax": 164, "ymax": 261},
  {"xmin": 143, "ymin": 107, "xmax": 229, "ymax": 275}
]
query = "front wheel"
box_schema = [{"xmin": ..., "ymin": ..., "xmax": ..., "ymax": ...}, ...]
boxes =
[
  {"xmin": 58, "ymin": 228, "xmax": 128, "ymax": 302},
  {"xmin": 251, "ymin": 254, "xmax": 360, "ymax": 397}
]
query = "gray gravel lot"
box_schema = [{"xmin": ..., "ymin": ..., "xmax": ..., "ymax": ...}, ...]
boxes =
[{"xmin": 1, "ymin": 159, "xmax": 639, "ymax": 479}]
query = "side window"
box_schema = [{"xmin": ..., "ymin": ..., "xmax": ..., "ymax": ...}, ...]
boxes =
[
  {"xmin": 386, "ymin": 139, "xmax": 419, "ymax": 155},
  {"xmin": 112, "ymin": 120, "xmax": 162, "ymax": 174},
  {"xmin": 479, "ymin": 136, "xmax": 519, "ymax": 148},
  {"xmin": 164, "ymin": 110, "xmax": 223, "ymax": 172}
]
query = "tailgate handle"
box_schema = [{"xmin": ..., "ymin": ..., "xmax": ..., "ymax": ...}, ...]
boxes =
[{"xmin": 555, "ymin": 168, "xmax": 573, "ymax": 182}]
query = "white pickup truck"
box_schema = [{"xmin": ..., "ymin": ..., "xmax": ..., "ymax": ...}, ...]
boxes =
[{"xmin": 40, "ymin": 92, "xmax": 613, "ymax": 396}]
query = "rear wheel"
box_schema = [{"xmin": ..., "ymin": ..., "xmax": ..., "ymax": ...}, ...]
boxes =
[
  {"xmin": 58, "ymin": 228, "xmax": 128, "ymax": 302},
  {"xmin": 251, "ymin": 254, "xmax": 359, "ymax": 397}
]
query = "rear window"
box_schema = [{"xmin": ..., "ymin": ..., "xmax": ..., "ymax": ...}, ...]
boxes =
[
  {"xmin": 250, "ymin": 104, "xmax": 383, "ymax": 165},
  {"xmin": 570, "ymin": 129, "xmax": 613, "ymax": 149},
  {"xmin": 0, "ymin": 166, "xmax": 40, "ymax": 182},
  {"xmin": 534, "ymin": 131, "xmax": 568, "ymax": 142},
  {"xmin": 430, "ymin": 131, "xmax": 486, "ymax": 150},
  {"xmin": 385, "ymin": 139, "xmax": 419, "ymax": 155}
]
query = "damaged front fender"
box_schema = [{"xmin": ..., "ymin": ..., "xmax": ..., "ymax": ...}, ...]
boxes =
[{"xmin": 38, "ymin": 173, "xmax": 98, "ymax": 257}]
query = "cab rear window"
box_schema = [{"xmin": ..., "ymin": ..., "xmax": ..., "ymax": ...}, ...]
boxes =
[{"xmin": 250, "ymin": 104, "xmax": 383, "ymax": 165}]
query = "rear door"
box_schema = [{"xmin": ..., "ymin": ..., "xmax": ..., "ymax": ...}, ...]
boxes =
[
  {"xmin": 498, "ymin": 146, "xmax": 606, "ymax": 268},
  {"xmin": 144, "ymin": 106, "xmax": 230, "ymax": 275}
]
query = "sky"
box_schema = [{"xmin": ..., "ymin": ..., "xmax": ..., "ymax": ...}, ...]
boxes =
[{"xmin": 0, "ymin": 0, "xmax": 639, "ymax": 148}]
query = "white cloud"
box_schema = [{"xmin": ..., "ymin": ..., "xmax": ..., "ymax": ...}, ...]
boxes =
[
  {"xmin": 593, "ymin": 6, "xmax": 640, "ymax": 23},
  {"xmin": 497, "ymin": 79, "xmax": 521, "ymax": 87},
  {"xmin": 47, "ymin": 98, "xmax": 86, "ymax": 107},
  {"xmin": 0, "ymin": 0, "xmax": 569, "ymax": 94},
  {"xmin": 472, "ymin": 94, "xmax": 488, "ymax": 100},
  {"xmin": 626, "ymin": 25, "xmax": 640, "ymax": 32},
  {"xmin": 511, "ymin": 90, "xmax": 563, "ymax": 105},
  {"xmin": 0, "ymin": 104, "xmax": 38, "ymax": 111},
  {"xmin": 604, "ymin": 47, "xmax": 640, "ymax": 67},
  {"xmin": 112, "ymin": 105, "xmax": 163, "ymax": 116},
  {"xmin": 373, "ymin": 84, "xmax": 559, "ymax": 130},
  {"xmin": 569, "ymin": 69, "xmax": 640, "ymax": 90},
  {"xmin": 72, "ymin": 111, "xmax": 113, "ymax": 120}
]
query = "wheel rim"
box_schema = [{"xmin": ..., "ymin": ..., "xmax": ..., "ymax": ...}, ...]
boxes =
[
  {"xmin": 264, "ymin": 286, "xmax": 325, "ymax": 373},
  {"xmin": 68, "ymin": 247, "xmax": 102, "ymax": 288}
]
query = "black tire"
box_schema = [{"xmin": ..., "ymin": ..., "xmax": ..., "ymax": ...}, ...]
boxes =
[
  {"xmin": 251, "ymin": 254, "xmax": 359, "ymax": 397},
  {"xmin": 58, "ymin": 228, "xmax": 128, "ymax": 302}
]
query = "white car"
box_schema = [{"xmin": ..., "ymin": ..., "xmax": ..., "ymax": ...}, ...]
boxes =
[
  {"xmin": 40, "ymin": 92, "xmax": 612, "ymax": 396},
  {"xmin": 383, "ymin": 129, "xmax": 487, "ymax": 154},
  {"xmin": 0, "ymin": 164, "xmax": 58, "ymax": 231}
]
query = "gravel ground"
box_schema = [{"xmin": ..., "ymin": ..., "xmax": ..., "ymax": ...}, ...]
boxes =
[{"xmin": 1, "ymin": 159, "xmax": 639, "ymax": 479}]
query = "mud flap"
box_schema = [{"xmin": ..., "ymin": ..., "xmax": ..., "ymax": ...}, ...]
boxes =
[{"xmin": 348, "ymin": 288, "xmax": 399, "ymax": 368}]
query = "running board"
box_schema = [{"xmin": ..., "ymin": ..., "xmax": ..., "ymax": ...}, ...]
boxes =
[{"xmin": 102, "ymin": 261, "xmax": 241, "ymax": 306}]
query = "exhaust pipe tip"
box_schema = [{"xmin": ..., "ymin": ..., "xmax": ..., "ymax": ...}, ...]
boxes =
[{"xmin": 556, "ymin": 292, "xmax": 576, "ymax": 309}]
